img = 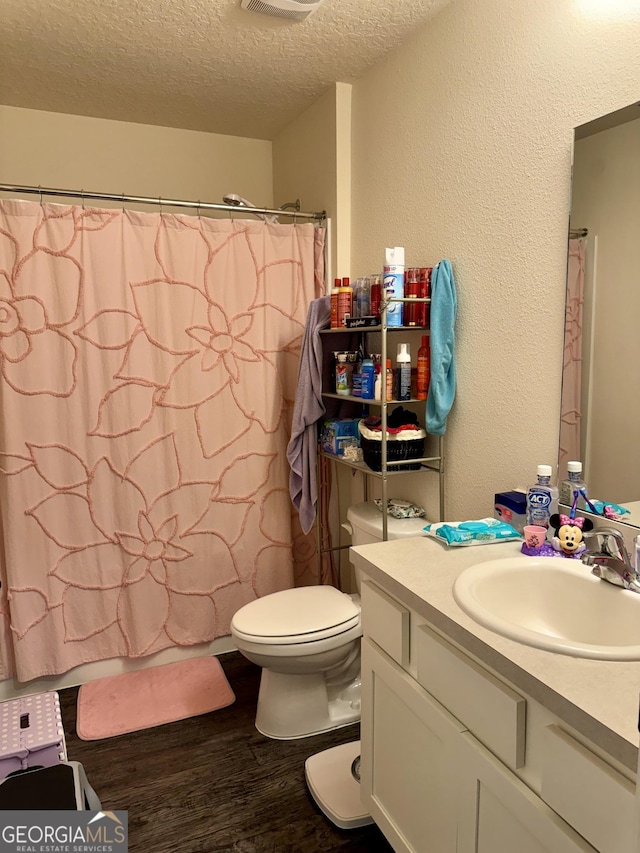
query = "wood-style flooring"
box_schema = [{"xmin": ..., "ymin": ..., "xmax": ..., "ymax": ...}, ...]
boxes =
[{"xmin": 59, "ymin": 651, "xmax": 394, "ymax": 853}]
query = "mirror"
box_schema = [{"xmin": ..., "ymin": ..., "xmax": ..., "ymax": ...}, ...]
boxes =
[{"xmin": 559, "ymin": 100, "xmax": 640, "ymax": 527}]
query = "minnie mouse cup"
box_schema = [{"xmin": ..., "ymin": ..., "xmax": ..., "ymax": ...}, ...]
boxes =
[{"xmin": 523, "ymin": 525, "xmax": 547, "ymax": 550}]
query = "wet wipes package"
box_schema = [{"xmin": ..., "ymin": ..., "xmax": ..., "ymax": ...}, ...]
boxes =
[{"xmin": 424, "ymin": 518, "xmax": 522, "ymax": 546}]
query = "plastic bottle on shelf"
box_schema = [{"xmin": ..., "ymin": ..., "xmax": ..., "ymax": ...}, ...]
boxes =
[
  {"xmin": 526, "ymin": 465, "xmax": 559, "ymax": 534},
  {"xmin": 404, "ymin": 268, "xmax": 419, "ymax": 326},
  {"xmin": 385, "ymin": 359, "xmax": 393, "ymax": 401},
  {"xmin": 361, "ymin": 356, "xmax": 375, "ymax": 399},
  {"xmin": 335, "ymin": 352, "xmax": 352, "ymax": 396},
  {"xmin": 351, "ymin": 347, "xmax": 363, "ymax": 398},
  {"xmin": 383, "ymin": 247, "xmax": 405, "ymax": 327},
  {"xmin": 559, "ymin": 461, "xmax": 588, "ymax": 508},
  {"xmin": 418, "ymin": 267, "xmax": 432, "ymax": 327},
  {"xmin": 372, "ymin": 355, "xmax": 382, "ymax": 401},
  {"xmin": 417, "ymin": 335, "xmax": 430, "ymax": 401},
  {"xmin": 356, "ymin": 277, "xmax": 371, "ymax": 318},
  {"xmin": 336, "ymin": 278, "xmax": 352, "ymax": 327},
  {"xmin": 351, "ymin": 279, "xmax": 360, "ymax": 319},
  {"xmin": 370, "ymin": 274, "xmax": 382, "ymax": 320},
  {"xmin": 396, "ymin": 343, "xmax": 411, "ymax": 401},
  {"xmin": 330, "ymin": 278, "xmax": 341, "ymax": 328}
]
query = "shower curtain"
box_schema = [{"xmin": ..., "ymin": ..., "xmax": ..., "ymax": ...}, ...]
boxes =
[
  {"xmin": 0, "ymin": 199, "xmax": 325, "ymax": 682},
  {"xmin": 559, "ymin": 237, "xmax": 585, "ymax": 475}
]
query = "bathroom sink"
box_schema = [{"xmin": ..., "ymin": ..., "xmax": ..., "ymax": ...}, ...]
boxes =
[{"xmin": 453, "ymin": 557, "xmax": 640, "ymax": 660}]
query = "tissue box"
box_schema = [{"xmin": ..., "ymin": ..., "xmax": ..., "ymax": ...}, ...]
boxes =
[
  {"xmin": 494, "ymin": 491, "xmax": 526, "ymax": 533},
  {"xmin": 320, "ymin": 419, "xmax": 360, "ymax": 456}
]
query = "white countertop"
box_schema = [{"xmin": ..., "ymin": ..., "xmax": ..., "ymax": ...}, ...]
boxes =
[
  {"xmin": 620, "ymin": 500, "xmax": 640, "ymax": 528},
  {"xmin": 350, "ymin": 535, "xmax": 640, "ymax": 773}
]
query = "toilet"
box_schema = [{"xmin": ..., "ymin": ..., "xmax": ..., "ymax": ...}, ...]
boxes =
[{"xmin": 230, "ymin": 502, "xmax": 426, "ymax": 740}]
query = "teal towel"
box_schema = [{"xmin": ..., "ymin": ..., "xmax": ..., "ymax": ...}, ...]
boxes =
[{"xmin": 426, "ymin": 259, "xmax": 457, "ymax": 435}]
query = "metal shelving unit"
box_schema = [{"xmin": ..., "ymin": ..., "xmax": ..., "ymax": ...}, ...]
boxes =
[{"xmin": 318, "ymin": 293, "xmax": 445, "ymax": 547}]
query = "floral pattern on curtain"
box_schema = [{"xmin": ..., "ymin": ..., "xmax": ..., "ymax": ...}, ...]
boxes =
[
  {"xmin": 559, "ymin": 237, "xmax": 585, "ymax": 477},
  {"xmin": 0, "ymin": 200, "xmax": 324, "ymax": 681}
]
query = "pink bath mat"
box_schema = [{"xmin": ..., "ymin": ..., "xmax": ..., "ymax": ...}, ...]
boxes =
[{"xmin": 76, "ymin": 657, "xmax": 235, "ymax": 740}]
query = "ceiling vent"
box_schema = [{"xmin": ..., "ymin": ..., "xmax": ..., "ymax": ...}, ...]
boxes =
[{"xmin": 240, "ymin": 0, "xmax": 326, "ymax": 22}]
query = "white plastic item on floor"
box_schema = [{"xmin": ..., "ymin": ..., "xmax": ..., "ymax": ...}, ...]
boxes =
[
  {"xmin": 0, "ymin": 692, "xmax": 66, "ymax": 779},
  {"xmin": 305, "ymin": 740, "xmax": 374, "ymax": 829}
]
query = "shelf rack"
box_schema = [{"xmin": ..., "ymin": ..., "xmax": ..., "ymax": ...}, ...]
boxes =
[{"xmin": 317, "ymin": 292, "xmax": 445, "ymax": 548}]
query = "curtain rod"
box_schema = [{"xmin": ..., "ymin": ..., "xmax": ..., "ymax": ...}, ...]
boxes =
[
  {"xmin": 569, "ymin": 227, "xmax": 588, "ymax": 238},
  {"xmin": 0, "ymin": 183, "xmax": 326, "ymax": 222}
]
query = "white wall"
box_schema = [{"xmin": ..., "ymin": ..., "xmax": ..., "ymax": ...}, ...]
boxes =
[
  {"xmin": 350, "ymin": 0, "xmax": 640, "ymax": 523},
  {"xmin": 571, "ymin": 117, "xmax": 640, "ymax": 502},
  {"xmin": 0, "ymin": 105, "xmax": 273, "ymax": 210},
  {"xmin": 273, "ymin": 83, "xmax": 354, "ymax": 587},
  {"xmin": 273, "ymin": 82, "xmax": 352, "ymax": 283}
]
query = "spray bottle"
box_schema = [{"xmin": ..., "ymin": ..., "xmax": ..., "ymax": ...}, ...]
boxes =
[
  {"xmin": 396, "ymin": 343, "xmax": 411, "ymax": 401},
  {"xmin": 383, "ymin": 247, "xmax": 405, "ymax": 327}
]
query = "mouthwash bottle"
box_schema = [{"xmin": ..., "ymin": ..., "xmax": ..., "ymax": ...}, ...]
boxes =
[
  {"xmin": 526, "ymin": 465, "xmax": 559, "ymax": 533},
  {"xmin": 559, "ymin": 461, "xmax": 587, "ymax": 508}
]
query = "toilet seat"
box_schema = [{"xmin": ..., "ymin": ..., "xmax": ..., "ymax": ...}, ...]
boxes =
[{"xmin": 231, "ymin": 586, "xmax": 360, "ymax": 646}]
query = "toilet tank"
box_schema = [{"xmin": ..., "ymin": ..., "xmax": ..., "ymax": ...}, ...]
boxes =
[{"xmin": 346, "ymin": 501, "xmax": 426, "ymax": 546}]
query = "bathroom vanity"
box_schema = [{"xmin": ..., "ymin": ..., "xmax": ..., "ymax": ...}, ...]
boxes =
[{"xmin": 350, "ymin": 537, "xmax": 640, "ymax": 853}]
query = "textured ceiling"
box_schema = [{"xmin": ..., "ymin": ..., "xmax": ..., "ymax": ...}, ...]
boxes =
[{"xmin": 0, "ymin": 0, "xmax": 452, "ymax": 140}]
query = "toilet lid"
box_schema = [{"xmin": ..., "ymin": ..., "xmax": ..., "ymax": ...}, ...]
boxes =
[{"xmin": 231, "ymin": 586, "xmax": 360, "ymax": 641}]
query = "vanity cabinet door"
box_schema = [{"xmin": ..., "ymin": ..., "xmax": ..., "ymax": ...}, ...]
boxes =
[
  {"xmin": 456, "ymin": 731, "xmax": 597, "ymax": 853},
  {"xmin": 360, "ymin": 637, "xmax": 464, "ymax": 853}
]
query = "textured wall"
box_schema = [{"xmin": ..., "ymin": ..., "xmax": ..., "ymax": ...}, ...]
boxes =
[
  {"xmin": 350, "ymin": 0, "xmax": 640, "ymax": 522},
  {"xmin": 273, "ymin": 82, "xmax": 352, "ymax": 283},
  {"xmin": 0, "ymin": 106, "xmax": 274, "ymax": 210}
]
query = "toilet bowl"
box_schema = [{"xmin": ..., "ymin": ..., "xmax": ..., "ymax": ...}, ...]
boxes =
[
  {"xmin": 232, "ymin": 585, "xmax": 362, "ymax": 739},
  {"xmin": 230, "ymin": 502, "xmax": 426, "ymax": 739}
]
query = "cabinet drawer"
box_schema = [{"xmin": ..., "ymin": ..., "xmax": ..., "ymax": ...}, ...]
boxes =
[
  {"xmin": 416, "ymin": 624, "xmax": 526, "ymax": 769},
  {"xmin": 361, "ymin": 579, "xmax": 410, "ymax": 667},
  {"xmin": 541, "ymin": 725, "xmax": 636, "ymax": 853}
]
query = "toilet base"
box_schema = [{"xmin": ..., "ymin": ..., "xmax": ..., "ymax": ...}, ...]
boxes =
[
  {"xmin": 305, "ymin": 740, "xmax": 374, "ymax": 829},
  {"xmin": 255, "ymin": 669, "xmax": 361, "ymax": 740}
]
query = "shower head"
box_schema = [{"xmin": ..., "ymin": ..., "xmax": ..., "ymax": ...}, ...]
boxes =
[
  {"xmin": 279, "ymin": 198, "xmax": 301, "ymax": 212},
  {"xmin": 222, "ymin": 193, "xmax": 255, "ymax": 208},
  {"xmin": 222, "ymin": 193, "xmax": 279, "ymax": 224}
]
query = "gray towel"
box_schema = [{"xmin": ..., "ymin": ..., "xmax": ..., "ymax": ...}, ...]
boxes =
[{"xmin": 287, "ymin": 296, "xmax": 331, "ymax": 534}]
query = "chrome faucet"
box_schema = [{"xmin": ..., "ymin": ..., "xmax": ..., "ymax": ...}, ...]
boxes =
[{"xmin": 580, "ymin": 528, "xmax": 640, "ymax": 593}]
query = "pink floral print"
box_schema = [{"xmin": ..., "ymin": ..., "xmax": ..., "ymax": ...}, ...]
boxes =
[{"xmin": 0, "ymin": 201, "xmax": 323, "ymax": 681}]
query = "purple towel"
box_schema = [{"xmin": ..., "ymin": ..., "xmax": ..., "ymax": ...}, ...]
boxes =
[{"xmin": 286, "ymin": 296, "xmax": 331, "ymax": 534}]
